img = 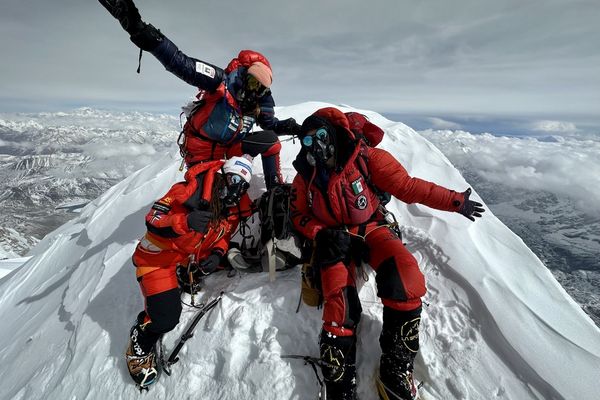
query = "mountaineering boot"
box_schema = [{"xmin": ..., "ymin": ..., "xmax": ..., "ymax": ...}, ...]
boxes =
[
  {"xmin": 319, "ymin": 330, "xmax": 357, "ymax": 400},
  {"xmin": 377, "ymin": 307, "xmax": 422, "ymax": 400},
  {"xmin": 125, "ymin": 312, "xmax": 159, "ymax": 388}
]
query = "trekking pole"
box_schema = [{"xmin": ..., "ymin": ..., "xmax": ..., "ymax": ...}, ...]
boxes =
[{"xmin": 162, "ymin": 292, "xmax": 224, "ymax": 375}]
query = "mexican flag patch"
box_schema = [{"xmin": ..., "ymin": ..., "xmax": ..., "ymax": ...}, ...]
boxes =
[{"xmin": 351, "ymin": 178, "xmax": 364, "ymax": 194}]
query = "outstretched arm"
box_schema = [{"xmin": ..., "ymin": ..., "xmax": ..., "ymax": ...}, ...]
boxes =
[
  {"xmin": 256, "ymin": 94, "xmax": 302, "ymax": 135},
  {"xmin": 98, "ymin": 0, "xmax": 225, "ymax": 91},
  {"xmin": 368, "ymin": 147, "xmax": 484, "ymax": 220}
]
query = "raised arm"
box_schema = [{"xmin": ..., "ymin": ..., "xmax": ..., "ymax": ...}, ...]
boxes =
[{"xmin": 98, "ymin": 0, "xmax": 225, "ymax": 91}]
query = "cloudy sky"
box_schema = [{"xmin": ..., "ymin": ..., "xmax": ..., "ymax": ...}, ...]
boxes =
[{"xmin": 1, "ymin": 0, "xmax": 598, "ymax": 133}]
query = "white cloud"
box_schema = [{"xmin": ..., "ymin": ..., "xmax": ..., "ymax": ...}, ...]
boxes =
[
  {"xmin": 427, "ymin": 117, "xmax": 462, "ymax": 130},
  {"xmin": 81, "ymin": 143, "xmax": 157, "ymax": 159},
  {"xmin": 531, "ymin": 120, "xmax": 578, "ymax": 133},
  {"xmin": 420, "ymin": 129, "xmax": 600, "ymax": 215}
]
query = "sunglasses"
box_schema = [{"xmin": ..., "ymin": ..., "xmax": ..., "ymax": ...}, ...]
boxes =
[{"xmin": 302, "ymin": 127, "xmax": 329, "ymax": 147}]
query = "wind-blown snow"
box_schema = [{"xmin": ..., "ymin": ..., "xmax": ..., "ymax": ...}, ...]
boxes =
[{"xmin": 0, "ymin": 103, "xmax": 598, "ymax": 400}]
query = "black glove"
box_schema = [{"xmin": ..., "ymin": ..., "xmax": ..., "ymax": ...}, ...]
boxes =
[
  {"xmin": 197, "ymin": 252, "xmax": 222, "ymax": 275},
  {"xmin": 129, "ymin": 22, "xmax": 164, "ymax": 51},
  {"xmin": 457, "ymin": 188, "xmax": 485, "ymax": 221},
  {"xmin": 274, "ymin": 118, "xmax": 302, "ymax": 136},
  {"xmin": 314, "ymin": 228, "xmax": 351, "ymax": 267},
  {"xmin": 99, "ymin": 0, "xmax": 163, "ymax": 51},
  {"xmin": 187, "ymin": 210, "xmax": 212, "ymax": 233},
  {"xmin": 98, "ymin": 0, "xmax": 144, "ymax": 34}
]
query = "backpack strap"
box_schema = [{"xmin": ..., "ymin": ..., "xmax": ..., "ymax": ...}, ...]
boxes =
[{"xmin": 354, "ymin": 141, "xmax": 391, "ymax": 204}]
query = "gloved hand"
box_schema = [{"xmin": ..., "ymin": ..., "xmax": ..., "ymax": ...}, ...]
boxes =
[
  {"xmin": 98, "ymin": 0, "xmax": 163, "ymax": 50},
  {"xmin": 314, "ymin": 228, "xmax": 351, "ymax": 267},
  {"xmin": 129, "ymin": 23, "xmax": 164, "ymax": 51},
  {"xmin": 187, "ymin": 210, "xmax": 213, "ymax": 233},
  {"xmin": 98, "ymin": 0, "xmax": 144, "ymax": 34},
  {"xmin": 457, "ymin": 188, "xmax": 485, "ymax": 221},
  {"xmin": 274, "ymin": 118, "xmax": 302, "ymax": 136},
  {"xmin": 197, "ymin": 252, "xmax": 223, "ymax": 275}
]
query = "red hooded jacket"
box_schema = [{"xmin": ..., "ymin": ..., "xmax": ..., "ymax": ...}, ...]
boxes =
[
  {"xmin": 290, "ymin": 108, "xmax": 465, "ymax": 240},
  {"xmin": 133, "ymin": 160, "xmax": 252, "ymax": 278}
]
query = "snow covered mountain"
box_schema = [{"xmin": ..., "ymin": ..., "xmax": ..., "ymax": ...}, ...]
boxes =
[
  {"xmin": 0, "ymin": 103, "xmax": 598, "ymax": 399},
  {"xmin": 0, "ymin": 108, "xmax": 179, "ymax": 256},
  {"xmin": 420, "ymin": 129, "xmax": 600, "ymax": 326}
]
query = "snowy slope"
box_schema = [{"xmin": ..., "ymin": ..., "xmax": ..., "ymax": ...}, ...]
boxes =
[
  {"xmin": 0, "ymin": 257, "xmax": 30, "ymax": 280},
  {"xmin": 0, "ymin": 103, "xmax": 598, "ymax": 400}
]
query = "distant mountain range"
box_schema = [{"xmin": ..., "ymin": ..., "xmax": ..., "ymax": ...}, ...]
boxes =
[{"xmin": 0, "ymin": 108, "xmax": 178, "ymax": 256}]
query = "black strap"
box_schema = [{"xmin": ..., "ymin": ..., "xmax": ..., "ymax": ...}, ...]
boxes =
[{"xmin": 136, "ymin": 48, "xmax": 143, "ymax": 74}]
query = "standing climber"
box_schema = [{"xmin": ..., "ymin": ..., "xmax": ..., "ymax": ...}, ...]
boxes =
[{"xmin": 290, "ymin": 107, "xmax": 484, "ymax": 400}]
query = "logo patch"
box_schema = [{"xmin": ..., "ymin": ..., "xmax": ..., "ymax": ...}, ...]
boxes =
[
  {"xmin": 351, "ymin": 178, "xmax": 364, "ymax": 194},
  {"xmin": 356, "ymin": 195, "xmax": 368, "ymax": 210},
  {"xmin": 195, "ymin": 62, "xmax": 216, "ymax": 78},
  {"xmin": 401, "ymin": 317, "xmax": 421, "ymax": 353},
  {"xmin": 234, "ymin": 160, "xmax": 252, "ymax": 174}
]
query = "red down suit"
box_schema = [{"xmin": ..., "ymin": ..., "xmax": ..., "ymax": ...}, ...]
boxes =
[
  {"xmin": 132, "ymin": 160, "xmax": 251, "ymax": 298},
  {"xmin": 290, "ymin": 107, "xmax": 465, "ymax": 337}
]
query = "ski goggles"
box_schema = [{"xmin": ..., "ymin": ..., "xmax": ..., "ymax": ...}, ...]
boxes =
[
  {"xmin": 302, "ymin": 127, "xmax": 329, "ymax": 147},
  {"xmin": 223, "ymin": 174, "xmax": 250, "ymax": 206},
  {"xmin": 244, "ymin": 74, "xmax": 270, "ymax": 98},
  {"xmin": 226, "ymin": 173, "xmax": 249, "ymax": 188}
]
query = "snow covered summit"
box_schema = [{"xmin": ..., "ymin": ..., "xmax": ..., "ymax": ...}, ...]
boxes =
[{"xmin": 0, "ymin": 103, "xmax": 598, "ymax": 400}]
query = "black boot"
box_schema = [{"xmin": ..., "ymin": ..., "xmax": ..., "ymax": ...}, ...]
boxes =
[
  {"xmin": 377, "ymin": 307, "xmax": 421, "ymax": 400},
  {"xmin": 125, "ymin": 312, "xmax": 160, "ymax": 388},
  {"xmin": 319, "ymin": 330, "xmax": 357, "ymax": 400}
]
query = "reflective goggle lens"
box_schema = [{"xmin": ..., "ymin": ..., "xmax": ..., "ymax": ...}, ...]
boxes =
[
  {"xmin": 227, "ymin": 174, "xmax": 243, "ymax": 185},
  {"xmin": 245, "ymin": 75, "xmax": 269, "ymax": 97},
  {"xmin": 302, "ymin": 127, "xmax": 329, "ymax": 147},
  {"xmin": 315, "ymin": 128, "xmax": 329, "ymax": 141},
  {"xmin": 302, "ymin": 136, "xmax": 313, "ymax": 147}
]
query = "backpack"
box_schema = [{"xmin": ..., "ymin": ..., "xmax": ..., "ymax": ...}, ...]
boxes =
[
  {"xmin": 345, "ymin": 112, "xmax": 384, "ymax": 147},
  {"xmin": 227, "ymin": 184, "xmax": 304, "ymax": 280}
]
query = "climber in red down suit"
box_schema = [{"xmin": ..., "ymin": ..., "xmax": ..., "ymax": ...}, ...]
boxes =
[
  {"xmin": 290, "ymin": 108, "xmax": 484, "ymax": 400},
  {"xmin": 125, "ymin": 156, "xmax": 254, "ymax": 388},
  {"xmin": 99, "ymin": 0, "xmax": 302, "ymax": 188}
]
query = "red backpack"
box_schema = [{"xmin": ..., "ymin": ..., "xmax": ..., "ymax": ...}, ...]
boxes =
[{"xmin": 345, "ymin": 112, "xmax": 384, "ymax": 146}]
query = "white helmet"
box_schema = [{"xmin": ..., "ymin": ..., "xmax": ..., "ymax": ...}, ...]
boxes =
[{"xmin": 222, "ymin": 155, "xmax": 253, "ymax": 183}]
